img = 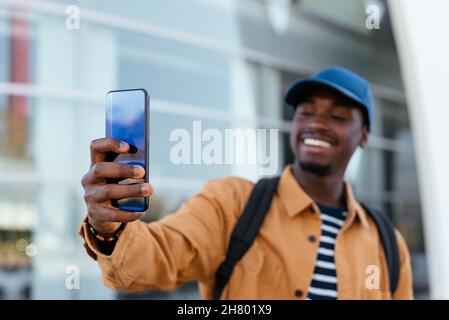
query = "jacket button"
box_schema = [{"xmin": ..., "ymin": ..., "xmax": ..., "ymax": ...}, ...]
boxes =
[
  {"xmin": 294, "ymin": 289, "xmax": 303, "ymax": 298},
  {"xmin": 308, "ymin": 235, "xmax": 317, "ymax": 243}
]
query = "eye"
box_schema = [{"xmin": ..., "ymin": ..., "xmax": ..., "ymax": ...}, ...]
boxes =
[
  {"xmin": 331, "ymin": 108, "xmax": 352, "ymax": 121},
  {"xmin": 331, "ymin": 114, "xmax": 347, "ymax": 121},
  {"xmin": 299, "ymin": 110, "xmax": 313, "ymax": 116},
  {"xmin": 296, "ymin": 107, "xmax": 314, "ymax": 117}
]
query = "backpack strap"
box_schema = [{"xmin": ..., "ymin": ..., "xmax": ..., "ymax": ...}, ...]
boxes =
[
  {"xmin": 360, "ymin": 203, "xmax": 400, "ymax": 295},
  {"xmin": 212, "ymin": 179, "xmax": 400, "ymax": 299},
  {"xmin": 213, "ymin": 176, "xmax": 280, "ymax": 300}
]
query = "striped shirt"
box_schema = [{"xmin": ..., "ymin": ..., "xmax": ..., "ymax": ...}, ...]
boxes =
[{"xmin": 306, "ymin": 204, "xmax": 347, "ymax": 300}]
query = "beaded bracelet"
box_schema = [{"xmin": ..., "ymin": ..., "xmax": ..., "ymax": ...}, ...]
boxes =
[{"xmin": 88, "ymin": 223, "xmax": 125, "ymax": 242}]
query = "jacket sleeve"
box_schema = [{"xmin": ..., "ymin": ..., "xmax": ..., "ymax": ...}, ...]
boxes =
[
  {"xmin": 78, "ymin": 177, "xmax": 243, "ymax": 292},
  {"xmin": 392, "ymin": 229, "xmax": 414, "ymax": 299}
]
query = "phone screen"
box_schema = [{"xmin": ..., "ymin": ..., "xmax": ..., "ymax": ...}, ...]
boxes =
[{"xmin": 105, "ymin": 88, "xmax": 149, "ymax": 212}]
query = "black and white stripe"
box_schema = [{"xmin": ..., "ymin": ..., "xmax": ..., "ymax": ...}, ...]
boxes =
[{"xmin": 306, "ymin": 205, "xmax": 346, "ymax": 300}]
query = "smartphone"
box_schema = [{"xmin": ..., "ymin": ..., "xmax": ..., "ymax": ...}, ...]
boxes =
[{"xmin": 105, "ymin": 88, "xmax": 149, "ymax": 212}]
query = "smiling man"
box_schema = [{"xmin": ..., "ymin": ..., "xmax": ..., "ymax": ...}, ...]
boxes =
[
  {"xmin": 283, "ymin": 67, "xmax": 411, "ymax": 299},
  {"xmin": 79, "ymin": 66, "xmax": 413, "ymax": 300}
]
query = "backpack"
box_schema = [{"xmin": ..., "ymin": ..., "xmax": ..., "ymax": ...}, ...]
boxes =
[{"xmin": 213, "ymin": 176, "xmax": 400, "ymax": 299}]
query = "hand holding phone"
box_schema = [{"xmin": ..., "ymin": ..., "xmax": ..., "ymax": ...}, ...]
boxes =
[
  {"xmin": 81, "ymin": 138, "xmax": 153, "ymax": 235},
  {"xmin": 81, "ymin": 89, "xmax": 151, "ymax": 235}
]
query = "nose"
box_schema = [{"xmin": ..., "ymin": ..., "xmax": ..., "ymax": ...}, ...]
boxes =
[{"xmin": 307, "ymin": 114, "xmax": 330, "ymax": 131}]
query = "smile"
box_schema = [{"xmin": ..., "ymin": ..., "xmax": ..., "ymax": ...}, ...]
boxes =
[{"xmin": 302, "ymin": 138, "xmax": 332, "ymax": 148}]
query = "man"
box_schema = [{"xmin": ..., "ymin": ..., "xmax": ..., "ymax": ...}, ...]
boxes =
[{"xmin": 79, "ymin": 66, "xmax": 413, "ymax": 299}]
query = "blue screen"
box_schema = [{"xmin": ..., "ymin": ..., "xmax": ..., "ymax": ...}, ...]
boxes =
[{"xmin": 106, "ymin": 89, "xmax": 148, "ymax": 212}]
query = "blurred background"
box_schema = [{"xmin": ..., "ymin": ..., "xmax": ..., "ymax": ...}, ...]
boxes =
[{"xmin": 0, "ymin": 0, "xmax": 432, "ymax": 299}]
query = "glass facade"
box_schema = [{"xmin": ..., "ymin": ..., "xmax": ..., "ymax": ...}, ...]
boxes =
[{"xmin": 0, "ymin": 0, "xmax": 427, "ymax": 299}]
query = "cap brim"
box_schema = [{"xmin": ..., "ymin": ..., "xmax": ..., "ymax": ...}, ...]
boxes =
[{"xmin": 284, "ymin": 78, "xmax": 366, "ymax": 109}]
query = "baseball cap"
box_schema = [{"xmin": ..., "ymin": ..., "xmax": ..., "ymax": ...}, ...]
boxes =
[{"xmin": 284, "ymin": 66, "xmax": 374, "ymax": 130}]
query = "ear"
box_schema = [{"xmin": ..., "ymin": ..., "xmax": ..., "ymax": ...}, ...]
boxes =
[{"xmin": 359, "ymin": 126, "xmax": 369, "ymax": 149}]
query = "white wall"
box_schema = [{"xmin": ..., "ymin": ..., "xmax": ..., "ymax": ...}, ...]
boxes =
[{"xmin": 389, "ymin": 0, "xmax": 449, "ymax": 299}]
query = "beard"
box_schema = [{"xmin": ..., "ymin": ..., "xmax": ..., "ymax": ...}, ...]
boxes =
[{"xmin": 299, "ymin": 161, "xmax": 332, "ymax": 177}]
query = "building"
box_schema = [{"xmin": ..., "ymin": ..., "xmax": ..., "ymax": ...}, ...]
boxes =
[{"xmin": 0, "ymin": 0, "xmax": 428, "ymax": 299}]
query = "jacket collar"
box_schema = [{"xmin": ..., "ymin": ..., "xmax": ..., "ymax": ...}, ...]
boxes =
[{"xmin": 277, "ymin": 165, "xmax": 370, "ymax": 229}]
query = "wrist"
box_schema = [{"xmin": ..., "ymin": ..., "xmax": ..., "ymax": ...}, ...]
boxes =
[
  {"xmin": 87, "ymin": 217, "xmax": 121, "ymax": 234},
  {"xmin": 87, "ymin": 221, "xmax": 125, "ymax": 242}
]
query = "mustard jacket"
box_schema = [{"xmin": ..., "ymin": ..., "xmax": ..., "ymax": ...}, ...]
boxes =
[{"xmin": 79, "ymin": 165, "xmax": 413, "ymax": 299}]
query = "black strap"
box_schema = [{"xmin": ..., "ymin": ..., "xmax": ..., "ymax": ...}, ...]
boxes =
[
  {"xmin": 213, "ymin": 177, "xmax": 400, "ymax": 299},
  {"xmin": 360, "ymin": 203, "xmax": 400, "ymax": 294},
  {"xmin": 212, "ymin": 176, "xmax": 280, "ymax": 300}
]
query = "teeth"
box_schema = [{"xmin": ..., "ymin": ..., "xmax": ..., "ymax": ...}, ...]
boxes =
[{"xmin": 303, "ymin": 138, "xmax": 331, "ymax": 148}]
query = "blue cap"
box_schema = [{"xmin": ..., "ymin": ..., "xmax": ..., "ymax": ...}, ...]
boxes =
[{"xmin": 284, "ymin": 66, "xmax": 374, "ymax": 130}]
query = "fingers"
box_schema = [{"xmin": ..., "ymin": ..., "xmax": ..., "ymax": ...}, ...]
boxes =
[
  {"xmin": 88, "ymin": 203, "xmax": 144, "ymax": 223},
  {"xmin": 90, "ymin": 138, "xmax": 130, "ymax": 166},
  {"xmin": 87, "ymin": 183, "xmax": 153, "ymax": 202},
  {"xmin": 82, "ymin": 162, "xmax": 145, "ymax": 185},
  {"xmin": 83, "ymin": 138, "xmax": 152, "ymax": 224}
]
